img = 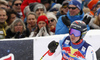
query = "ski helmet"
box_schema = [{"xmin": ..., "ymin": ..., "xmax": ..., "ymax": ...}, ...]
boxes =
[{"xmin": 69, "ymin": 20, "xmax": 87, "ymax": 38}]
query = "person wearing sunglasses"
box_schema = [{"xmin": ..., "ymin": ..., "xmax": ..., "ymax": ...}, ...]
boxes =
[
  {"xmin": 56, "ymin": 0, "xmax": 70, "ymax": 19},
  {"xmin": 46, "ymin": 12, "xmax": 57, "ymax": 33},
  {"xmin": 12, "ymin": 0, "xmax": 22, "ymax": 18},
  {"xmin": 48, "ymin": 20, "xmax": 97, "ymax": 60},
  {"xmin": 55, "ymin": 0, "xmax": 90, "ymax": 35}
]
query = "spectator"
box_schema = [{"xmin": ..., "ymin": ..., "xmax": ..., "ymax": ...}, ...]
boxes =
[
  {"xmin": 29, "ymin": 2, "xmax": 39, "ymax": 12},
  {"xmin": 46, "ymin": 12, "xmax": 57, "ymax": 33},
  {"xmin": 12, "ymin": 0, "xmax": 22, "ymax": 18},
  {"xmin": 29, "ymin": 15, "xmax": 54, "ymax": 37},
  {"xmin": 56, "ymin": 0, "xmax": 69, "ymax": 18},
  {"xmin": 95, "ymin": 1, "xmax": 100, "ymax": 10},
  {"xmin": 86, "ymin": 0, "xmax": 99, "ymax": 29},
  {"xmin": 86, "ymin": 0, "xmax": 99, "ymax": 17},
  {"xmin": 89, "ymin": 8, "xmax": 100, "ymax": 29},
  {"xmin": 0, "ymin": 0, "xmax": 8, "ymax": 10},
  {"xmin": 48, "ymin": 20, "xmax": 97, "ymax": 60},
  {"xmin": 83, "ymin": 7, "xmax": 90, "ymax": 14},
  {"xmin": 21, "ymin": 0, "xmax": 41, "ymax": 18},
  {"xmin": 6, "ymin": 19, "xmax": 30, "ymax": 38},
  {"xmin": 7, "ymin": 0, "xmax": 13, "ymax": 9},
  {"xmin": 23, "ymin": 5, "xmax": 31, "ymax": 23},
  {"xmin": 23, "ymin": 6, "xmax": 30, "ymax": 18},
  {"xmin": 29, "ymin": 3, "xmax": 47, "ymax": 17},
  {"xmin": 55, "ymin": 0, "xmax": 90, "ymax": 34},
  {"xmin": 41, "ymin": 0, "xmax": 52, "ymax": 11},
  {"xmin": 0, "ymin": 8, "xmax": 8, "ymax": 39},
  {"xmin": 6, "ymin": 9, "xmax": 18, "ymax": 26},
  {"xmin": 26, "ymin": 12, "xmax": 37, "ymax": 32},
  {"xmin": 49, "ymin": 3, "xmax": 62, "ymax": 15}
]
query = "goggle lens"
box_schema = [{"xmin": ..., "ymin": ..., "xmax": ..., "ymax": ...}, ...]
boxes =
[{"xmin": 69, "ymin": 28, "xmax": 81, "ymax": 37}]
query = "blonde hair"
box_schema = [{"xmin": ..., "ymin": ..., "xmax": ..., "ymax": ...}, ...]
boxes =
[{"xmin": 10, "ymin": 18, "xmax": 26, "ymax": 32}]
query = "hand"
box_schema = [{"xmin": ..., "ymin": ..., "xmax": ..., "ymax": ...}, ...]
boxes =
[
  {"xmin": 50, "ymin": 26, "xmax": 55, "ymax": 30},
  {"xmin": 82, "ymin": 16, "xmax": 91, "ymax": 25},
  {"xmin": 38, "ymin": 27, "xmax": 44, "ymax": 36},
  {"xmin": 62, "ymin": 16, "xmax": 71, "ymax": 28},
  {"xmin": 50, "ymin": 26, "xmax": 55, "ymax": 32},
  {"xmin": 48, "ymin": 41, "xmax": 59, "ymax": 53},
  {"xmin": 14, "ymin": 31, "xmax": 20, "ymax": 38},
  {"xmin": 42, "ymin": 27, "xmax": 48, "ymax": 36},
  {"xmin": 20, "ymin": 31, "xmax": 26, "ymax": 38}
]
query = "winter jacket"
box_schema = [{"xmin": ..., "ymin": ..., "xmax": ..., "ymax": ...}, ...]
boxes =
[
  {"xmin": 0, "ymin": 22, "xmax": 7, "ymax": 39},
  {"xmin": 56, "ymin": 11, "xmax": 63, "ymax": 19},
  {"xmin": 55, "ymin": 11, "xmax": 90, "ymax": 34},
  {"xmin": 5, "ymin": 28, "xmax": 30, "ymax": 39},
  {"xmin": 58, "ymin": 36, "xmax": 97, "ymax": 60}
]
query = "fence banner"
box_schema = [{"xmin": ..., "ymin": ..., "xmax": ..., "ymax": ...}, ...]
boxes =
[
  {"xmin": 0, "ymin": 30, "xmax": 100, "ymax": 60},
  {"xmin": 0, "ymin": 39, "xmax": 33, "ymax": 60}
]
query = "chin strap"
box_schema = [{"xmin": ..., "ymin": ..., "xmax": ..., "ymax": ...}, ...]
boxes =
[
  {"xmin": 75, "ymin": 34, "xmax": 82, "ymax": 43},
  {"xmin": 75, "ymin": 38, "xmax": 81, "ymax": 43}
]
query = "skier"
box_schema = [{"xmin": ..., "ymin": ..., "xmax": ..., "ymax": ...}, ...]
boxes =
[{"xmin": 48, "ymin": 20, "xmax": 97, "ymax": 60}]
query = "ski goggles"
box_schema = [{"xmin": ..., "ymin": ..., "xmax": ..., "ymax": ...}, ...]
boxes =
[{"xmin": 69, "ymin": 28, "xmax": 81, "ymax": 37}]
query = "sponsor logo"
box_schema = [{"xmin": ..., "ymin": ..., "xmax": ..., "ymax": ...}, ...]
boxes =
[{"xmin": 62, "ymin": 46, "xmax": 85, "ymax": 59}]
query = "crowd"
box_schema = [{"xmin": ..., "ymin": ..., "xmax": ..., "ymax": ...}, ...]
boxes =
[{"xmin": 0, "ymin": 0, "xmax": 100, "ymax": 59}]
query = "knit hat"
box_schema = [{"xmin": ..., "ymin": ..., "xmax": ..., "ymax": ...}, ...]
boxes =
[
  {"xmin": 69, "ymin": 0, "xmax": 81, "ymax": 10},
  {"xmin": 95, "ymin": 1, "xmax": 100, "ymax": 7},
  {"xmin": 62, "ymin": 0, "xmax": 70, "ymax": 6},
  {"xmin": 49, "ymin": 4, "xmax": 62, "ymax": 12},
  {"xmin": 29, "ymin": 2, "xmax": 39, "ymax": 12},
  {"xmin": 97, "ymin": 8, "xmax": 100, "ymax": 16},
  {"xmin": 87, "ymin": 0, "xmax": 99, "ymax": 10},
  {"xmin": 34, "ymin": 3, "xmax": 47, "ymax": 13},
  {"xmin": 37, "ymin": 15, "xmax": 48, "ymax": 25},
  {"xmin": 46, "ymin": 12, "xmax": 57, "ymax": 22}
]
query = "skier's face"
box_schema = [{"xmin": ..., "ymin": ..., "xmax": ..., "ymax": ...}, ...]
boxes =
[
  {"xmin": 70, "ymin": 34, "xmax": 80, "ymax": 43},
  {"xmin": 69, "ymin": 28, "xmax": 81, "ymax": 43}
]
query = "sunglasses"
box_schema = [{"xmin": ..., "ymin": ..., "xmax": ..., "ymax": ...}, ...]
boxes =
[
  {"xmin": 68, "ymin": 7, "xmax": 77, "ymax": 10},
  {"xmin": 69, "ymin": 28, "xmax": 81, "ymax": 37},
  {"xmin": 14, "ymin": 3, "xmax": 21, "ymax": 6},
  {"xmin": 48, "ymin": 19, "xmax": 55, "ymax": 23},
  {"xmin": 62, "ymin": 5, "xmax": 68, "ymax": 8}
]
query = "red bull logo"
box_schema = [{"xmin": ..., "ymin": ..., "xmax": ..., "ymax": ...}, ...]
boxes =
[
  {"xmin": 62, "ymin": 46, "xmax": 85, "ymax": 59},
  {"xmin": 73, "ymin": 51, "xmax": 85, "ymax": 58},
  {"xmin": 0, "ymin": 53, "xmax": 14, "ymax": 60}
]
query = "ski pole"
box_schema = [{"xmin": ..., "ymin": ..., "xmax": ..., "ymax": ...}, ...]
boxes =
[{"xmin": 40, "ymin": 50, "xmax": 50, "ymax": 60}]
